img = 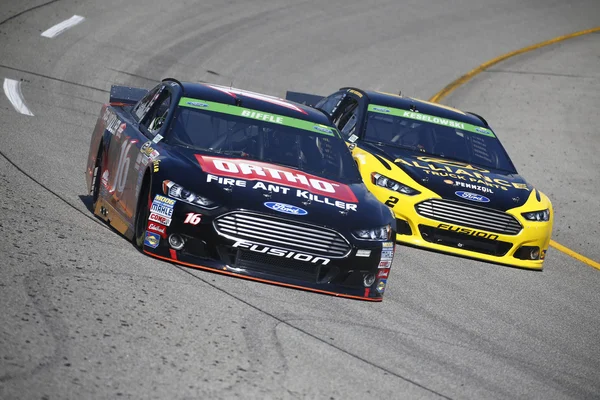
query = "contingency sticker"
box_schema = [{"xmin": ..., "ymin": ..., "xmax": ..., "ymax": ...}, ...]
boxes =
[
  {"xmin": 144, "ymin": 231, "xmax": 160, "ymax": 249},
  {"xmin": 150, "ymin": 194, "xmax": 175, "ymax": 218},
  {"xmin": 376, "ymin": 279, "xmax": 387, "ymax": 294}
]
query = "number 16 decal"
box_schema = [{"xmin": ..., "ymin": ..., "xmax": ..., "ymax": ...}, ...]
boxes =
[
  {"xmin": 114, "ymin": 139, "xmax": 137, "ymax": 194},
  {"xmin": 184, "ymin": 213, "xmax": 202, "ymax": 225}
]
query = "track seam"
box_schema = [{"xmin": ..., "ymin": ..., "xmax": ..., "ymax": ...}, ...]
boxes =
[
  {"xmin": 0, "ymin": 151, "xmax": 107, "ymax": 229},
  {"xmin": 0, "ymin": 0, "xmax": 61, "ymax": 26},
  {"xmin": 0, "ymin": 64, "xmax": 109, "ymax": 93}
]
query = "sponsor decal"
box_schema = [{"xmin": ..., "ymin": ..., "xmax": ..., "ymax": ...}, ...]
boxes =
[
  {"xmin": 147, "ymin": 222, "xmax": 166, "ymax": 238},
  {"xmin": 382, "ymin": 241, "xmax": 394, "ymax": 248},
  {"xmin": 154, "ymin": 194, "xmax": 175, "ymax": 205},
  {"xmin": 197, "ymin": 156, "xmax": 357, "ymax": 203},
  {"xmin": 144, "ymin": 231, "xmax": 160, "ymax": 248},
  {"xmin": 377, "ymin": 269, "xmax": 390, "ymax": 279},
  {"xmin": 208, "ymin": 174, "xmax": 358, "ymax": 212},
  {"xmin": 378, "ymin": 260, "xmax": 392, "ymax": 269},
  {"xmin": 151, "ymin": 195, "xmax": 175, "ymax": 217},
  {"xmin": 347, "ymin": 89, "xmax": 363, "ymax": 98},
  {"xmin": 372, "ymin": 106, "xmax": 390, "ymax": 113},
  {"xmin": 381, "ymin": 250, "xmax": 394, "ymax": 260},
  {"xmin": 313, "ymin": 125, "xmax": 333, "ymax": 135},
  {"xmin": 152, "ymin": 134, "xmax": 163, "ymax": 144},
  {"xmin": 149, "ymin": 212, "xmax": 171, "ymax": 226},
  {"xmin": 264, "ymin": 202, "xmax": 307, "ymax": 215},
  {"xmin": 232, "ymin": 241, "xmax": 331, "ymax": 265},
  {"xmin": 437, "ymin": 223, "xmax": 499, "ymax": 240},
  {"xmin": 140, "ymin": 141, "xmax": 160, "ymax": 160},
  {"xmin": 395, "ymin": 156, "xmax": 530, "ymax": 191},
  {"xmin": 153, "ymin": 159, "xmax": 161, "ymax": 173},
  {"xmin": 356, "ymin": 249, "xmax": 371, "ymax": 257},
  {"xmin": 455, "ymin": 191, "xmax": 490, "ymax": 203},
  {"xmin": 106, "ymin": 115, "xmax": 121, "ymax": 135},
  {"xmin": 452, "ymin": 181, "xmax": 494, "ymax": 194},
  {"xmin": 376, "ymin": 279, "xmax": 387, "ymax": 293},
  {"xmin": 116, "ymin": 122, "xmax": 126, "ymax": 139},
  {"xmin": 187, "ymin": 101, "xmax": 208, "ymax": 107}
]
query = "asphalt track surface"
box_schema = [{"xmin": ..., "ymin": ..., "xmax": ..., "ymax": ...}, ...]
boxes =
[{"xmin": 1, "ymin": 1, "xmax": 599, "ymax": 399}]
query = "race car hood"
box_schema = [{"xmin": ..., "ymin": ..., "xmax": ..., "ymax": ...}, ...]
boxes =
[
  {"xmin": 168, "ymin": 147, "xmax": 392, "ymax": 230},
  {"xmin": 362, "ymin": 143, "xmax": 533, "ymax": 211}
]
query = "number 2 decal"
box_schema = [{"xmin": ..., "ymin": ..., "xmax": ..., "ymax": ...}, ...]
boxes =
[{"xmin": 385, "ymin": 196, "xmax": 399, "ymax": 207}]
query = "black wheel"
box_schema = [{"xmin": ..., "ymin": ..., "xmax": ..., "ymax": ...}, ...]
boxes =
[
  {"xmin": 91, "ymin": 145, "xmax": 104, "ymax": 210},
  {"xmin": 134, "ymin": 174, "xmax": 151, "ymax": 249}
]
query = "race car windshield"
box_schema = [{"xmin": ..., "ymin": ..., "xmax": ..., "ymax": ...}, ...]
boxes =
[
  {"xmin": 364, "ymin": 110, "xmax": 517, "ymax": 173},
  {"xmin": 170, "ymin": 106, "xmax": 361, "ymax": 183}
]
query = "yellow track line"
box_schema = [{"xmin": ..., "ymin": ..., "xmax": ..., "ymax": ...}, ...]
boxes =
[
  {"xmin": 429, "ymin": 26, "xmax": 600, "ymax": 271},
  {"xmin": 549, "ymin": 240, "xmax": 600, "ymax": 270},
  {"xmin": 430, "ymin": 26, "xmax": 600, "ymax": 103}
]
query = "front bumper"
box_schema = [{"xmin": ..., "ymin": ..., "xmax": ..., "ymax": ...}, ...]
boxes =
[
  {"xmin": 144, "ymin": 204, "xmax": 395, "ymax": 301},
  {"xmin": 393, "ymin": 211, "xmax": 551, "ymax": 270}
]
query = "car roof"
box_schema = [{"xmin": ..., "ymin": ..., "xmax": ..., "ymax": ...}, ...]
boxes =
[
  {"xmin": 346, "ymin": 88, "xmax": 487, "ymax": 127},
  {"xmin": 178, "ymin": 81, "xmax": 332, "ymax": 126}
]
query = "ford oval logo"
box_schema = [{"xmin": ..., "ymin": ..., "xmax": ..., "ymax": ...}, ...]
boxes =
[
  {"xmin": 264, "ymin": 202, "xmax": 308, "ymax": 215},
  {"xmin": 455, "ymin": 191, "xmax": 490, "ymax": 203}
]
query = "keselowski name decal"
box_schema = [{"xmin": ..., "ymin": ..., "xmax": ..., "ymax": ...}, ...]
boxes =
[
  {"xmin": 196, "ymin": 155, "xmax": 358, "ymax": 203},
  {"xmin": 368, "ymin": 104, "xmax": 495, "ymax": 137}
]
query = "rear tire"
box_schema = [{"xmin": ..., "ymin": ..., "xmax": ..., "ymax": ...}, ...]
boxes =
[
  {"xmin": 134, "ymin": 175, "xmax": 151, "ymax": 249},
  {"xmin": 91, "ymin": 145, "xmax": 104, "ymax": 211}
]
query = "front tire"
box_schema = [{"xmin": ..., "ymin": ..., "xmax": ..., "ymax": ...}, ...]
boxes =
[{"xmin": 134, "ymin": 175, "xmax": 151, "ymax": 249}]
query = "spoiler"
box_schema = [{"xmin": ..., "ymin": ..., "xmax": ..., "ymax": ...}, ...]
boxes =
[
  {"xmin": 109, "ymin": 85, "xmax": 149, "ymax": 105},
  {"xmin": 285, "ymin": 91, "xmax": 325, "ymax": 107}
]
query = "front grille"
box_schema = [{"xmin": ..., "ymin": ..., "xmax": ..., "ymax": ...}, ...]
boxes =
[
  {"xmin": 415, "ymin": 199, "xmax": 522, "ymax": 235},
  {"xmin": 237, "ymin": 250, "xmax": 322, "ymax": 282},
  {"xmin": 213, "ymin": 211, "xmax": 351, "ymax": 257},
  {"xmin": 419, "ymin": 225, "xmax": 512, "ymax": 256},
  {"xmin": 217, "ymin": 246, "xmax": 335, "ymax": 283}
]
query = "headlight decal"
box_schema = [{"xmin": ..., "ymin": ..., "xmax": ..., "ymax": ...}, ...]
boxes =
[
  {"xmin": 352, "ymin": 225, "xmax": 392, "ymax": 241},
  {"xmin": 163, "ymin": 180, "xmax": 217, "ymax": 209},
  {"xmin": 521, "ymin": 209, "xmax": 550, "ymax": 221},
  {"xmin": 371, "ymin": 173, "xmax": 420, "ymax": 195}
]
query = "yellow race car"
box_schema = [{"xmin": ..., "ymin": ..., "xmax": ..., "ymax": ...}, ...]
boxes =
[{"xmin": 287, "ymin": 88, "xmax": 553, "ymax": 269}]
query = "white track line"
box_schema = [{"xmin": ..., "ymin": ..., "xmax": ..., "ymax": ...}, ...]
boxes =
[
  {"xmin": 3, "ymin": 78, "xmax": 34, "ymax": 116},
  {"xmin": 41, "ymin": 15, "xmax": 85, "ymax": 38}
]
